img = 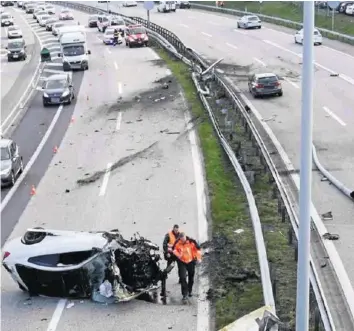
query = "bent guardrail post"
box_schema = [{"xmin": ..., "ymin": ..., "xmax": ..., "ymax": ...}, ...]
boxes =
[
  {"xmin": 201, "ymin": 58, "xmax": 224, "ymax": 77},
  {"xmin": 312, "ymin": 145, "xmax": 354, "ymax": 201}
]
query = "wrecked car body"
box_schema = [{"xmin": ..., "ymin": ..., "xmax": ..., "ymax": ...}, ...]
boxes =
[{"xmin": 2, "ymin": 228, "xmax": 173, "ymax": 303}]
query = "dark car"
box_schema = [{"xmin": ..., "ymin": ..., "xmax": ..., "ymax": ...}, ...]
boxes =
[
  {"xmin": 1, "ymin": 139, "xmax": 23, "ymax": 188},
  {"xmin": 88, "ymin": 14, "xmax": 98, "ymax": 27},
  {"xmin": 248, "ymin": 73, "xmax": 283, "ymax": 98},
  {"xmin": 42, "ymin": 74, "xmax": 75, "ymax": 107},
  {"xmin": 1, "ymin": 1, "xmax": 15, "ymax": 7},
  {"xmin": 7, "ymin": 39, "xmax": 27, "ymax": 61},
  {"xmin": 25, "ymin": 5, "xmax": 35, "ymax": 13},
  {"xmin": 125, "ymin": 24, "xmax": 148, "ymax": 48},
  {"xmin": 45, "ymin": 16, "xmax": 57, "ymax": 31},
  {"xmin": 179, "ymin": 1, "xmax": 190, "ymax": 9}
]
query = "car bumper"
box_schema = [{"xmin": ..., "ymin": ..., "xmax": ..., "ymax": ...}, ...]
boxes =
[
  {"xmin": 1, "ymin": 174, "xmax": 12, "ymax": 186},
  {"xmin": 8, "ymin": 34, "xmax": 22, "ymax": 38},
  {"xmin": 88, "ymin": 22, "xmax": 97, "ymax": 27},
  {"xmin": 1, "ymin": 22, "xmax": 13, "ymax": 26},
  {"xmin": 246, "ymin": 23, "xmax": 261, "ymax": 28},
  {"xmin": 129, "ymin": 40, "xmax": 148, "ymax": 46},
  {"xmin": 254, "ymin": 88, "xmax": 282, "ymax": 96},
  {"xmin": 103, "ymin": 39, "xmax": 114, "ymax": 45},
  {"xmin": 8, "ymin": 53, "xmax": 25, "ymax": 60},
  {"xmin": 43, "ymin": 94, "xmax": 71, "ymax": 105}
]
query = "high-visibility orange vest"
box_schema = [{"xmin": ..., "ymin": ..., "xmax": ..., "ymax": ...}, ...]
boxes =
[
  {"xmin": 173, "ymin": 240, "xmax": 201, "ymax": 264},
  {"xmin": 167, "ymin": 231, "xmax": 178, "ymax": 250}
]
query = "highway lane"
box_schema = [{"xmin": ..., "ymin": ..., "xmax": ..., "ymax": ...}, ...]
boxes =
[
  {"xmin": 1, "ymin": 5, "xmax": 207, "ymax": 331},
  {"xmin": 105, "ymin": 4, "xmax": 354, "ymax": 287},
  {"xmin": 1, "ymin": 6, "xmax": 39, "ymax": 129}
]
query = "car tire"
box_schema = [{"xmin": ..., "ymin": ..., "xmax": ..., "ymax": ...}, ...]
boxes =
[
  {"xmin": 278, "ymin": 91, "xmax": 283, "ymax": 97},
  {"xmin": 129, "ymin": 42, "xmax": 132, "ymax": 48},
  {"xmin": 145, "ymin": 42, "xmax": 148, "ymax": 47},
  {"xmin": 19, "ymin": 158, "xmax": 24, "ymax": 174},
  {"xmin": 237, "ymin": 23, "xmax": 240, "ymax": 28},
  {"xmin": 9, "ymin": 171, "xmax": 15, "ymax": 186},
  {"xmin": 21, "ymin": 227, "xmax": 46, "ymax": 245},
  {"xmin": 258, "ymin": 26, "xmax": 261, "ymax": 29},
  {"xmin": 43, "ymin": 101, "xmax": 48, "ymax": 107}
]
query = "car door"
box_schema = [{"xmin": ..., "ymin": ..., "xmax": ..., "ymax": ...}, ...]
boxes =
[{"xmin": 9, "ymin": 141, "xmax": 19, "ymax": 174}]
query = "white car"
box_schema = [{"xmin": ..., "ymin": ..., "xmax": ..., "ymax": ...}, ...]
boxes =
[
  {"xmin": 103, "ymin": 26, "xmax": 123, "ymax": 44},
  {"xmin": 7, "ymin": 25, "xmax": 22, "ymax": 39},
  {"xmin": 59, "ymin": 9, "xmax": 74, "ymax": 20},
  {"xmin": 1, "ymin": 12, "xmax": 14, "ymax": 27},
  {"xmin": 123, "ymin": 1, "xmax": 138, "ymax": 7},
  {"xmin": 237, "ymin": 15, "xmax": 261, "ymax": 29},
  {"xmin": 294, "ymin": 28, "xmax": 322, "ymax": 45},
  {"xmin": 345, "ymin": 4, "xmax": 354, "ymax": 15},
  {"xmin": 38, "ymin": 14, "xmax": 51, "ymax": 27},
  {"xmin": 157, "ymin": 1, "xmax": 176, "ymax": 12},
  {"xmin": 45, "ymin": 5, "xmax": 55, "ymax": 14},
  {"xmin": 2, "ymin": 228, "xmax": 169, "ymax": 302}
]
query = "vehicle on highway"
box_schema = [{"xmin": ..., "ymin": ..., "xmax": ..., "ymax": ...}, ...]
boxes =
[
  {"xmin": 178, "ymin": 1, "xmax": 190, "ymax": 9},
  {"xmin": 125, "ymin": 24, "xmax": 149, "ymax": 47},
  {"xmin": 87, "ymin": 14, "xmax": 98, "ymax": 27},
  {"xmin": 110, "ymin": 15, "xmax": 126, "ymax": 35},
  {"xmin": 7, "ymin": 25, "xmax": 22, "ymax": 39},
  {"xmin": 294, "ymin": 28, "xmax": 322, "ymax": 45},
  {"xmin": 103, "ymin": 26, "xmax": 123, "ymax": 45},
  {"xmin": 38, "ymin": 14, "xmax": 50, "ymax": 26},
  {"xmin": 45, "ymin": 16, "xmax": 57, "ymax": 31},
  {"xmin": 6, "ymin": 38, "xmax": 27, "ymax": 61},
  {"xmin": 33, "ymin": 9, "xmax": 46, "ymax": 20},
  {"xmin": 97, "ymin": 14, "xmax": 110, "ymax": 32},
  {"xmin": 25, "ymin": 4, "xmax": 35, "ymax": 13},
  {"xmin": 58, "ymin": 31, "xmax": 91, "ymax": 71},
  {"xmin": 57, "ymin": 24, "xmax": 85, "ymax": 41},
  {"xmin": 157, "ymin": 1, "xmax": 176, "ymax": 12},
  {"xmin": 1, "ymin": 1, "xmax": 14, "ymax": 6},
  {"xmin": 52, "ymin": 20, "xmax": 76, "ymax": 36},
  {"xmin": 1, "ymin": 12, "xmax": 13, "ymax": 26},
  {"xmin": 123, "ymin": 1, "xmax": 138, "ymax": 7},
  {"xmin": 345, "ymin": 4, "xmax": 354, "ymax": 14},
  {"xmin": 59, "ymin": 8, "xmax": 74, "ymax": 20},
  {"xmin": 45, "ymin": 4, "xmax": 55, "ymax": 14},
  {"xmin": 237, "ymin": 15, "xmax": 261, "ymax": 29},
  {"xmin": 339, "ymin": 1, "xmax": 354, "ymax": 13},
  {"xmin": 0, "ymin": 138, "xmax": 23, "ymax": 188},
  {"xmin": 2, "ymin": 229, "xmax": 172, "ymax": 303},
  {"xmin": 17, "ymin": 1, "xmax": 23, "ymax": 7},
  {"xmin": 248, "ymin": 73, "xmax": 283, "ymax": 98},
  {"xmin": 42, "ymin": 73, "xmax": 75, "ymax": 106}
]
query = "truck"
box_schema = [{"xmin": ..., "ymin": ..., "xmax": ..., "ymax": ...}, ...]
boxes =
[
  {"xmin": 58, "ymin": 31, "xmax": 91, "ymax": 71},
  {"xmin": 57, "ymin": 24, "xmax": 85, "ymax": 41},
  {"xmin": 157, "ymin": 1, "xmax": 176, "ymax": 12}
]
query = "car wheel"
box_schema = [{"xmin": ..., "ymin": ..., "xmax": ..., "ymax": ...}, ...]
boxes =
[
  {"xmin": 318, "ymin": 42, "xmax": 322, "ymax": 45},
  {"xmin": 278, "ymin": 91, "xmax": 283, "ymax": 97},
  {"xmin": 19, "ymin": 158, "xmax": 24, "ymax": 174},
  {"xmin": 129, "ymin": 42, "xmax": 132, "ymax": 48},
  {"xmin": 145, "ymin": 42, "xmax": 148, "ymax": 47},
  {"xmin": 21, "ymin": 227, "xmax": 46, "ymax": 245},
  {"xmin": 258, "ymin": 26, "xmax": 261, "ymax": 29},
  {"xmin": 9, "ymin": 171, "xmax": 15, "ymax": 186},
  {"xmin": 237, "ymin": 23, "xmax": 240, "ymax": 28},
  {"xmin": 294, "ymin": 37, "xmax": 297, "ymax": 44},
  {"xmin": 17, "ymin": 282, "xmax": 27, "ymax": 292}
]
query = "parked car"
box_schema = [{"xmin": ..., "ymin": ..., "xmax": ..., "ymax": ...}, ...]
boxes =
[
  {"xmin": 237, "ymin": 15, "xmax": 261, "ymax": 29},
  {"xmin": 33, "ymin": 9, "xmax": 46, "ymax": 20},
  {"xmin": 7, "ymin": 25, "xmax": 22, "ymax": 39},
  {"xmin": 45, "ymin": 5, "xmax": 55, "ymax": 14},
  {"xmin": 25, "ymin": 4, "xmax": 35, "ymax": 13},
  {"xmin": 345, "ymin": 4, "xmax": 354, "ymax": 14},
  {"xmin": 97, "ymin": 14, "xmax": 110, "ymax": 32},
  {"xmin": 125, "ymin": 24, "xmax": 148, "ymax": 47},
  {"xmin": 42, "ymin": 73, "xmax": 75, "ymax": 106},
  {"xmin": 87, "ymin": 14, "xmax": 98, "ymax": 27},
  {"xmin": 248, "ymin": 73, "xmax": 283, "ymax": 98},
  {"xmin": 122, "ymin": 1, "xmax": 137, "ymax": 7},
  {"xmin": 294, "ymin": 28, "xmax": 322, "ymax": 45},
  {"xmin": 1, "ymin": 138, "xmax": 23, "ymax": 188},
  {"xmin": 103, "ymin": 26, "xmax": 123, "ymax": 44},
  {"xmin": 178, "ymin": 1, "xmax": 190, "ymax": 9}
]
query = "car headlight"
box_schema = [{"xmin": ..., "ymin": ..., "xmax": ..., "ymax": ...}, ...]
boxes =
[
  {"xmin": 43, "ymin": 92, "xmax": 49, "ymax": 97},
  {"xmin": 1, "ymin": 168, "xmax": 11, "ymax": 176},
  {"xmin": 62, "ymin": 90, "xmax": 69, "ymax": 97},
  {"xmin": 7, "ymin": 50, "xmax": 11, "ymax": 54}
]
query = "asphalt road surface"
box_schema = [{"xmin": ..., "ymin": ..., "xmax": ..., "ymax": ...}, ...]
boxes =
[
  {"xmin": 97, "ymin": 1, "xmax": 354, "ymax": 290},
  {"xmin": 1, "ymin": 4, "xmax": 208, "ymax": 331}
]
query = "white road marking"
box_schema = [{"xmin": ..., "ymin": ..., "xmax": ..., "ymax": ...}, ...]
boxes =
[
  {"xmin": 114, "ymin": 61, "xmax": 118, "ymax": 70},
  {"xmin": 46, "ymin": 299, "xmax": 67, "ymax": 331},
  {"xmin": 322, "ymin": 45, "xmax": 354, "ymax": 60},
  {"xmin": 253, "ymin": 57, "xmax": 266, "ymax": 67},
  {"xmin": 106, "ymin": 48, "xmax": 112, "ymax": 54},
  {"xmin": 118, "ymin": 82, "xmax": 122, "ymax": 95},
  {"xmin": 283, "ymin": 77, "xmax": 300, "ymax": 89},
  {"xmin": 188, "ymin": 16, "xmax": 196, "ymax": 19},
  {"xmin": 179, "ymin": 23, "xmax": 189, "ymax": 28},
  {"xmin": 323, "ymin": 106, "xmax": 346, "ymax": 126},
  {"xmin": 233, "ymin": 28, "xmax": 247, "ymax": 35},
  {"xmin": 201, "ymin": 32, "xmax": 212, "ymax": 38},
  {"xmin": 208, "ymin": 21, "xmax": 220, "ymax": 26},
  {"xmin": 115, "ymin": 112, "xmax": 122, "ymax": 132},
  {"xmin": 225, "ymin": 42, "xmax": 238, "ymax": 50},
  {"xmin": 148, "ymin": 47, "xmax": 160, "ymax": 60},
  {"xmin": 45, "ymin": 63, "xmax": 63, "ymax": 67},
  {"xmin": 0, "ymin": 106, "xmax": 64, "ymax": 213},
  {"xmin": 99, "ymin": 163, "xmax": 113, "ymax": 197},
  {"xmin": 166, "ymin": 68, "xmax": 172, "ymax": 75},
  {"xmin": 263, "ymin": 40, "xmax": 354, "ymax": 86},
  {"xmin": 42, "ymin": 37, "xmax": 59, "ymax": 43}
]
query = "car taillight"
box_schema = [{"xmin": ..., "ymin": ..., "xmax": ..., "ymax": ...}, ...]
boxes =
[
  {"xmin": 256, "ymin": 84, "xmax": 264, "ymax": 88},
  {"xmin": 3, "ymin": 251, "xmax": 10, "ymax": 261},
  {"xmin": 275, "ymin": 82, "xmax": 281, "ymax": 86}
]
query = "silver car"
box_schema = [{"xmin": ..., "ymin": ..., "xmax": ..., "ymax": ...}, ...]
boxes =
[
  {"xmin": 248, "ymin": 73, "xmax": 283, "ymax": 98},
  {"xmin": 7, "ymin": 25, "xmax": 22, "ymax": 39},
  {"xmin": 237, "ymin": 15, "xmax": 262, "ymax": 29},
  {"xmin": 1, "ymin": 139, "xmax": 24, "ymax": 188}
]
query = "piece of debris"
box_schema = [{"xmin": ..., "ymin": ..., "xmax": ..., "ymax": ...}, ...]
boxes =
[
  {"xmin": 41, "ymin": 318, "xmax": 47, "ymax": 321},
  {"xmin": 162, "ymin": 83, "xmax": 169, "ymax": 89},
  {"xmin": 321, "ymin": 211, "xmax": 333, "ymax": 220},
  {"xmin": 321, "ymin": 176, "xmax": 328, "ymax": 182},
  {"xmin": 166, "ymin": 132, "xmax": 180, "ymax": 135},
  {"xmin": 66, "ymin": 302, "xmax": 75, "ymax": 309},
  {"xmin": 323, "ymin": 233, "xmax": 339, "ymax": 240},
  {"xmin": 234, "ymin": 229, "xmax": 244, "ymax": 234},
  {"xmin": 136, "ymin": 119, "xmax": 143, "ymax": 122},
  {"xmin": 24, "ymin": 297, "xmax": 32, "ymax": 305},
  {"xmin": 263, "ymin": 115, "xmax": 277, "ymax": 122},
  {"xmin": 99, "ymin": 280, "xmax": 113, "ymax": 298},
  {"xmin": 330, "ymin": 73, "xmax": 339, "ymax": 77},
  {"xmin": 160, "ymin": 129, "xmax": 169, "ymax": 133},
  {"xmin": 94, "ymin": 130, "xmax": 99, "ymax": 133},
  {"xmin": 65, "ymin": 189, "xmax": 70, "ymax": 193},
  {"xmin": 126, "ymin": 121, "xmax": 133, "ymax": 124},
  {"xmin": 321, "ymin": 261, "xmax": 327, "ymax": 268}
]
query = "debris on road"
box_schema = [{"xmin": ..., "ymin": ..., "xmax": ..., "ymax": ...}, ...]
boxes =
[
  {"xmin": 323, "ymin": 232, "xmax": 339, "ymax": 240},
  {"xmin": 321, "ymin": 211, "xmax": 333, "ymax": 220},
  {"xmin": 66, "ymin": 302, "xmax": 75, "ymax": 309}
]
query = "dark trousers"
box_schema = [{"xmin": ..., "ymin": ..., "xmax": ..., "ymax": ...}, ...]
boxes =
[{"xmin": 177, "ymin": 260, "xmax": 196, "ymax": 297}]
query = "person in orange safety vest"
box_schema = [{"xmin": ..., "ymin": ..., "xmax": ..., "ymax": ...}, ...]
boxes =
[{"xmin": 172, "ymin": 232, "xmax": 202, "ymax": 302}]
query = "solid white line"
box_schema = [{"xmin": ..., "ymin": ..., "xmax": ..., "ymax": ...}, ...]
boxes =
[
  {"xmin": 188, "ymin": 16, "xmax": 196, "ymax": 19},
  {"xmin": 118, "ymin": 82, "xmax": 122, "ymax": 95},
  {"xmin": 148, "ymin": 48, "xmax": 160, "ymax": 60},
  {"xmin": 208, "ymin": 21, "xmax": 220, "ymax": 26},
  {"xmin": 114, "ymin": 61, "xmax": 118, "ymax": 70},
  {"xmin": 322, "ymin": 45, "xmax": 354, "ymax": 60},
  {"xmin": 323, "ymin": 106, "xmax": 346, "ymax": 126},
  {"xmin": 46, "ymin": 299, "xmax": 67, "ymax": 331},
  {"xmin": 283, "ymin": 77, "xmax": 300, "ymax": 89},
  {"xmin": 233, "ymin": 28, "xmax": 246, "ymax": 35},
  {"xmin": 115, "ymin": 112, "xmax": 122, "ymax": 132},
  {"xmin": 166, "ymin": 68, "xmax": 172, "ymax": 75},
  {"xmin": 99, "ymin": 163, "xmax": 112, "ymax": 197},
  {"xmin": 1, "ymin": 106, "xmax": 63, "ymax": 213},
  {"xmin": 225, "ymin": 42, "xmax": 238, "ymax": 50},
  {"xmin": 106, "ymin": 48, "xmax": 112, "ymax": 54},
  {"xmin": 201, "ymin": 32, "xmax": 212, "ymax": 38},
  {"xmin": 179, "ymin": 23, "xmax": 189, "ymax": 28},
  {"xmin": 253, "ymin": 57, "xmax": 266, "ymax": 67}
]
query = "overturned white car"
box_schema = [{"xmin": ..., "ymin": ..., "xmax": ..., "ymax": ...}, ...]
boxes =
[{"xmin": 2, "ymin": 228, "xmax": 173, "ymax": 303}]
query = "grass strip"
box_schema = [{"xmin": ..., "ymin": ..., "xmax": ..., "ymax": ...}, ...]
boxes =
[
  {"xmin": 196, "ymin": 1, "xmax": 354, "ymax": 36},
  {"xmin": 154, "ymin": 44, "xmax": 264, "ymax": 329}
]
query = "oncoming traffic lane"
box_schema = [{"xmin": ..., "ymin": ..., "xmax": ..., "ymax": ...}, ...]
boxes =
[{"xmin": 1, "ymin": 4, "xmax": 207, "ymax": 331}]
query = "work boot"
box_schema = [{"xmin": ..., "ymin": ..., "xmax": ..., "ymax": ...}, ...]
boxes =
[
  {"xmin": 182, "ymin": 296, "xmax": 188, "ymax": 303},
  {"xmin": 188, "ymin": 291, "xmax": 192, "ymax": 297}
]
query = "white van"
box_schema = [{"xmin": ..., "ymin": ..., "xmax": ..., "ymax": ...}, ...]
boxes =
[
  {"xmin": 58, "ymin": 32, "xmax": 91, "ymax": 71},
  {"xmin": 57, "ymin": 25, "xmax": 85, "ymax": 41},
  {"xmin": 157, "ymin": 1, "xmax": 176, "ymax": 12}
]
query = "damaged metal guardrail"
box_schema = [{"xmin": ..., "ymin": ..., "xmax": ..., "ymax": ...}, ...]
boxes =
[
  {"xmin": 51, "ymin": 2, "xmax": 354, "ymax": 330},
  {"xmin": 312, "ymin": 145, "xmax": 354, "ymax": 201},
  {"xmin": 190, "ymin": 3, "xmax": 354, "ymax": 46}
]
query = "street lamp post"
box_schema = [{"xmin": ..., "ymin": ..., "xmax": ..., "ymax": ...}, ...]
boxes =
[{"xmin": 296, "ymin": 1, "xmax": 315, "ymax": 331}]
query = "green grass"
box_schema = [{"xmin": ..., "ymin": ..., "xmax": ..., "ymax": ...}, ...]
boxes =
[
  {"xmin": 155, "ymin": 46, "xmax": 264, "ymax": 329},
  {"xmin": 196, "ymin": 1, "xmax": 354, "ymax": 36}
]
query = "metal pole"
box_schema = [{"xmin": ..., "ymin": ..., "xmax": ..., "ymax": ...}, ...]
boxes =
[
  {"xmin": 332, "ymin": 9, "xmax": 334, "ymax": 31},
  {"xmin": 296, "ymin": 1, "xmax": 315, "ymax": 331},
  {"xmin": 147, "ymin": 10, "xmax": 150, "ymax": 29}
]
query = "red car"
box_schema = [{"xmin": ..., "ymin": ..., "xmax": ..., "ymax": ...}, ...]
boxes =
[{"xmin": 125, "ymin": 24, "xmax": 148, "ymax": 48}]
